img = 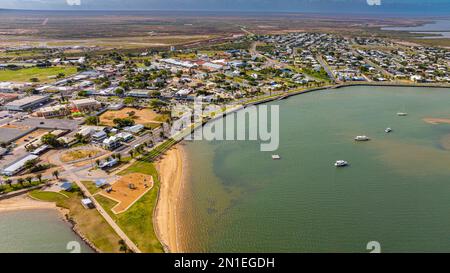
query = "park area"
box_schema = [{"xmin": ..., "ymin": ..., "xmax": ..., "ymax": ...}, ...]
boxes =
[
  {"xmin": 98, "ymin": 173, "xmax": 154, "ymax": 214},
  {"xmin": 99, "ymin": 107, "xmax": 164, "ymax": 127},
  {"xmin": 0, "ymin": 66, "xmax": 77, "ymax": 83}
]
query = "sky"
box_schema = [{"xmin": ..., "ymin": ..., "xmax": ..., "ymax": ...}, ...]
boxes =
[{"xmin": 0, "ymin": 0, "xmax": 449, "ymax": 15}]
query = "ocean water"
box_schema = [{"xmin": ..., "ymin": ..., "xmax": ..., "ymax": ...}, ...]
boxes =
[
  {"xmin": 0, "ymin": 209, "xmax": 93, "ymax": 253},
  {"xmin": 180, "ymin": 86, "xmax": 450, "ymax": 253},
  {"xmin": 383, "ymin": 20, "xmax": 450, "ymax": 39}
]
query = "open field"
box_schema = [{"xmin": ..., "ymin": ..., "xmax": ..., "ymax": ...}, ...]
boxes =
[
  {"xmin": 60, "ymin": 148, "xmax": 101, "ymax": 163},
  {"xmin": 29, "ymin": 189, "xmax": 123, "ymax": 253},
  {"xmin": 95, "ymin": 160, "xmax": 163, "ymax": 252},
  {"xmin": 99, "ymin": 107, "xmax": 162, "ymax": 126},
  {"xmin": 0, "ymin": 66, "xmax": 77, "ymax": 83},
  {"xmin": 98, "ymin": 173, "xmax": 154, "ymax": 214},
  {"xmin": 0, "ymin": 10, "xmax": 447, "ymax": 51}
]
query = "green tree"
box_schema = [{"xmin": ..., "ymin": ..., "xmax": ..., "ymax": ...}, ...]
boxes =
[
  {"xmin": 36, "ymin": 174, "xmax": 43, "ymax": 184},
  {"xmin": 41, "ymin": 134, "xmax": 61, "ymax": 147},
  {"xmin": 52, "ymin": 170, "xmax": 60, "ymax": 180},
  {"xmin": 17, "ymin": 178, "xmax": 24, "ymax": 187},
  {"xmin": 25, "ymin": 176, "xmax": 33, "ymax": 185},
  {"xmin": 85, "ymin": 116, "xmax": 99, "ymax": 126}
]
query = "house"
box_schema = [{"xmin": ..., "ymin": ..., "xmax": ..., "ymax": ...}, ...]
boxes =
[
  {"xmin": 116, "ymin": 132, "xmax": 133, "ymax": 142},
  {"xmin": 92, "ymin": 131, "xmax": 107, "ymax": 142},
  {"xmin": 99, "ymin": 158, "xmax": 119, "ymax": 169},
  {"xmin": 123, "ymin": 124, "xmax": 144, "ymax": 134},
  {"xmin": 103, "ymin": 136, "xmax": 121, "ymax": 150},
  {"xmin": 0, "ymin": 93, "xmax": 19, "ymax": 105}
]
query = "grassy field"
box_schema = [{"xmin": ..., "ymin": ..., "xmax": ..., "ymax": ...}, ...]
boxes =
[
  {"xmin": 95, "ymin": 160, "xmax": 163, "ymax": 253},
  {"xmin": 29, "ymin": 188, "xmax": 123, "ymax": 253},
  {"xmin": 0, "ymin": 66, "xmax": 77, "ymax": 83},
  {"xmin": 81, "ymin": 180, "xmax": 101, "ymax": 195}
]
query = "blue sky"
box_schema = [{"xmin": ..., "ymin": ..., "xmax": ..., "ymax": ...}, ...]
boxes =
[{"xmin": 0, "ymin": 0, "xmax": 449, "ymax": 15}]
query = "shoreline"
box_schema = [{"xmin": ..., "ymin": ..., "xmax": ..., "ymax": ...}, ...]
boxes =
[
  {"xmin": 0, "ymin": 194, "xmax": 57, "ymax": 213},
  {"xmin": 154, "ymin": 144, "xmax": 187, "ymax": 253},
  {"xmin": 0, "ymin": 194, "xmax": 99, "ymax": 252},
  {"xmin": 151, "ymin": 82, "xmax": 450, "ymax": 252}
]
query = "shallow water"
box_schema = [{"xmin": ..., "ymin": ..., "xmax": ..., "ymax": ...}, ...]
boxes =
[
  {"xmin": 179, "ymin": 86, "xmax": 450, "ymax": 252},
  {"xmin": 0, "ymin": 209, "xmax": 93, "ymax": 253}
]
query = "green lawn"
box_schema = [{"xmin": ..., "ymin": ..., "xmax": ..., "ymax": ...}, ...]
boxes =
[
  {"xmin": 0, "ymin": 66, "xmax": 77, "ymax": 83},
  {"xmin": 29, "ymin": 188, "xmax": 123, "ymax": 253},
  {"xmin": 97, "ymin": 160, "xmax": 164, "ymax": 253},
  {"xmin": 81, "ymin": 180, "xmax": 101, "ymax": 195}
]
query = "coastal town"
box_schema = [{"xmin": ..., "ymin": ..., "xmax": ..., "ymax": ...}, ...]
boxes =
[{"xmin": 1, "ymin": 31, "xmax": 449, "ymax": 253}]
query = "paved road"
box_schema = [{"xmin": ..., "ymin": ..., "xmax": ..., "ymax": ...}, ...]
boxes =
[
  {"xmin": 316, "ymin": 54, "xmax": 337, "ymax": 83},
  {"xmin": 61, "ymin": 162, "xmax": 142, "ymax": 253}
]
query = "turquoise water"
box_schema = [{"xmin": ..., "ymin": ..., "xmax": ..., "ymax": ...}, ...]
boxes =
[
  {"xmin": 0, "ymin": 209, "xmax": 93, "ymax": 253},
  {"xmin": 180, "ymin": 86, "xmax": 450, "ymax": 253}
]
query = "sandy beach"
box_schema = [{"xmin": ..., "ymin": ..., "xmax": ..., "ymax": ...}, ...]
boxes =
[
  {"xmin": 0, "ymin": 194, "xmax": 57, "ymax": 213},
  {"xmin": 155, "ymin": 144, "xmax": 186, "ymax": 253}
]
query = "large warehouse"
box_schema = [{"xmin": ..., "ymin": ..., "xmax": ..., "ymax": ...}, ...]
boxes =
[{"xmin": 4, "ymin": 95, "xmax": 49, "ymax": 111}]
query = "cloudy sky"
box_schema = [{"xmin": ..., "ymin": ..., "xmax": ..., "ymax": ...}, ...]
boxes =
[{"xmin": 0, "ymin": 0, "xmax": 449, "ymax": 14}]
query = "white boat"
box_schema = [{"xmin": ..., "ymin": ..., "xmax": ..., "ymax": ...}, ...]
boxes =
[
  {"xmin": 334, "ymin": 160, "xmax": 349, "ymax": 167},
  {"xmin": 397, "ymin": 112, "xmax": 408, "ymax": 116},
  {"xmin": 354, "ymin": 135, "xmax": 370, "ymax": 141},
  {"xmin": 385, "ymin": 128, "xmax": 392, "ymax": 133},
  {"xmin": 272, "ymin": 155, "xmax": 281, "ymax": 160}
]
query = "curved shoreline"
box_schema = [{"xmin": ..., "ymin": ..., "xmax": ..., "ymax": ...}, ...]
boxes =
[
  {"xmin": 0, "ymin": 194, "xmax": 99, "ymax": 253},
  {"xmin": 154, "ymin": 145, "xmax": 186, "ymax": 253},
  {"xmin": 152, "ymin": 82, "xmax": 450, "ymax": 253}
]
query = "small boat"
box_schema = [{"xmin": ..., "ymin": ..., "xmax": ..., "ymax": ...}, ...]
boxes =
[
  {"xmin": 334, "ymin": 160, "xmax": 349, "ymax": 167},
  {"xmin": 397, "ymin": 112, "xmax": 408, "ymax": 116},
  {"xmin": 272, "ymin": 155, "xmax": 281, "ymax": 160},
  {"xmin": 385, "ymin": 128, "xmax": 392, "ymax": 133},
  {"xmin": 354, "ymin": 135, "xmax": 370, "ymax": 141}
]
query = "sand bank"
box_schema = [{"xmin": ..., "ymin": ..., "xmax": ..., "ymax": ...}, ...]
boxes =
[
  {"xmin": 423, "ymin": 118, "xmax": 450, "ymax": 125},
  {"xmin": 0, "ymin": 194, "xmax": 57, "ymax": 213},
  {"xmin": 155, "ymin": 145, "xmax": 186, "ymax": 253}
]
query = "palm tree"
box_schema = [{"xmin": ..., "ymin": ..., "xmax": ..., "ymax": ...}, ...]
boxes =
[
  {"xmin": 95, "ymin": 159, "xmax": 101, "ymax": 166},
  {"xmin": 25, "ymin": 176, "xmax": 33, "ymax": 186},
  {"xmin": 129, "ymin": 150, "xmax": 134, "ymax": 158},
  {"xmin": 36, "ymin": 174, "xmax": 43, "ymax": 184},
  {"xmin": 116, "ymin": 153, "xmax": 122, "ymax": 162},
  {"xmin": 5, "ymin": 179, "xmax": 12, "ymax": 188},
  {"xmin": 17, "ymin": 178, "xmax": 25, "ymax": 187},
  {"xmin": 52, "ymin": 170, "xmax": 60, "ymax": 180}
]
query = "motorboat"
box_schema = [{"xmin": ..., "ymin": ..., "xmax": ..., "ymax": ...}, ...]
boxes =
[
  {"xmin": 354, "ymin": 135, "xmax": 370, "ymax": 141},
  {"xmin": 334, "ymin": 160, "xmax": 349, "ymax": 167},
  {"xmin": 385, "ymin": 128, "xmax": 392, "ymax": 133}
]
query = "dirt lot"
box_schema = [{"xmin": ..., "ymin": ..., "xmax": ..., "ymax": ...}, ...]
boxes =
[
  {"xmin": 99, "ymin": 107, "xmax": 162, "ymax": 126},
  {"xmin": 14, "ymin": 128, "xmax": 49, "ymax": 146},
  {"xmin": 98, "ymin": 173, "xmax": 153, "ymax": 214},
  {"xmin": 60, "ymin": 148, "xmax": 101, "ymax": 163}
]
